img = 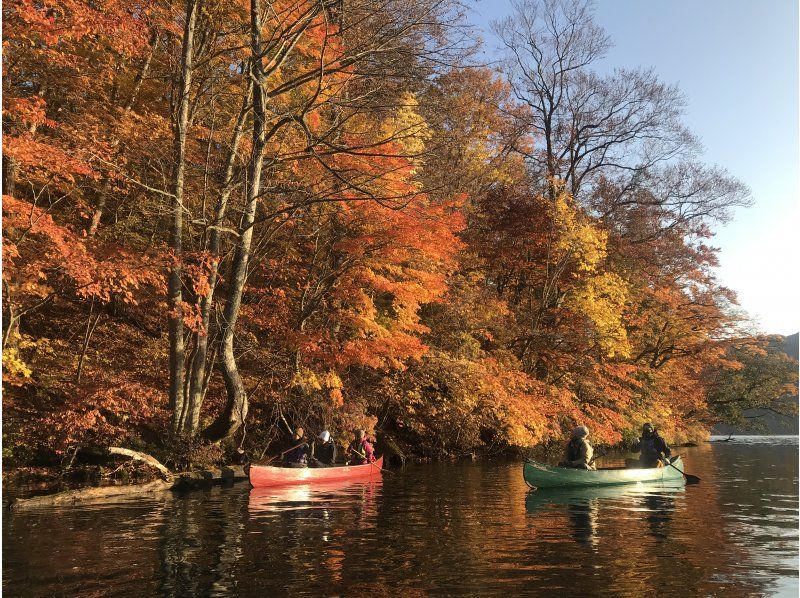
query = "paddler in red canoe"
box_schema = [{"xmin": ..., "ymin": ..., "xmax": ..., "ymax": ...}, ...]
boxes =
[
  {"xmin": 282, "ymin": 427, "xmax": 310, "ymax": 468},
  {"xmin": 310, "ymin": 430, "xmax": 337, "ymax": 467},
  {"xmin": 346, "ymin": 429, "xmax": 375, "ymax": 465}
]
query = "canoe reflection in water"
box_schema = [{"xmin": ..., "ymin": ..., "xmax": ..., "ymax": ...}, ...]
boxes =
[
  {"xmin": 525, "ymin": 482, "xmax": 685, "ymax": 547},
  {"xmin": 244, "ymin": 479, "xmax": 383, "ymax": 590},
  {"xmin": 249, "ymin": 478, "xmax": 382, "ymax": 520}
]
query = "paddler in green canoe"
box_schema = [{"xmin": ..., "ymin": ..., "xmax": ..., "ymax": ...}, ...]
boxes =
[
  {"xmin": 631, "ymin": 423, "xmax": 672, "ymax": 468},
  {"xmin": 559, "ymin": 426, "xmax": 595, "ymax": 470}
]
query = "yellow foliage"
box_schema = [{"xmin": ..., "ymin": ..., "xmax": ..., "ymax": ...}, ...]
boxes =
[
  {"xmin": 3, "ymin": 347, "xmax": 32, "ymax": 385},
  {"xmin": 380, "ymin": 92, "xmax": 431, "ymax": 159},
  {"xmin": 320, "ymin": 370, "xmax": 343, "ymax": 389},
  {"xmin": 571, "ymin": 272, "xmax": 631, "ymax": 358},
  {"xmin": 291, "ymin": 368, "xmax": 344, "ymax": 403},
  {"xmin": 553, "ymin": 190, "xmax": 607, "ymax": 273},
  {"xmin": 554, "ymin": 188, "xmax": 630, "ymax": 358},
  {"xmin": 290, "ymin": 367, "xmax": 322, "ymax": 393}
]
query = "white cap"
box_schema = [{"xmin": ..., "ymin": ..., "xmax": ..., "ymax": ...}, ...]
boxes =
[{"xmin": 318, "ymin": 430, "xmax": 331, "ymax": 442}]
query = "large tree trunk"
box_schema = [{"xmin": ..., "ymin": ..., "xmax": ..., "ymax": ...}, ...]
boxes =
[
  {"xmin": 204, "ymin": 0, "xmax": 267, "ymax": 442},
  {"xmin": 184, "ymin": 85, "xmax": 251, "ymax": 435},
  {"xmin": 169, "ymin": 0, "xmax": 199, "ymax": 434}
]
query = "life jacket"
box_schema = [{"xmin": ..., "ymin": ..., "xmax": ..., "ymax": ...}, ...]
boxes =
[
  {"xmin": 566, "ymin": 438, "xmax": 583, "ymax": 462},
  {"xmin": 639, "ymin": 433, "xmax": 661, "ymax": 460},
  {"xmin": 349, "ymin": 438, "xmax": 375, "ymax": 463}
]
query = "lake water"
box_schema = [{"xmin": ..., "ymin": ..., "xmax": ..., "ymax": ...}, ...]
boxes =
[{"xmin": 3, "ymin": 436, "xmax": 798, "ymax": 596}]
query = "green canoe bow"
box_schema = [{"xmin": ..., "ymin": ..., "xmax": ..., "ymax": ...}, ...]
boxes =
[{"xmin": 523, "ymin": 457, "xmax": 686, "ymax": 489}]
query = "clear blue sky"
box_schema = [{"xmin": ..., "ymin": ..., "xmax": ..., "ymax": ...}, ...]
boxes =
[{"xmin": 468, "ymin": 0, "xmax": 799, "ymax": 335}]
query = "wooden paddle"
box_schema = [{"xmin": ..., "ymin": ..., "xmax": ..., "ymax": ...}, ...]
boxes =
[
  {"xmin": 347, "ymin": 445, "xmax": 389, "ymax": 474},
  {"xmin": 258, "ymin": 438, "xmax": 310, "ymax": 466},
  {"xmin": 666, "ymin": 455, "xmax": 701, "ymax": 484},
  {"xmin": 588, "ymin": 449, "xmax": 607, "ymax": 466}
]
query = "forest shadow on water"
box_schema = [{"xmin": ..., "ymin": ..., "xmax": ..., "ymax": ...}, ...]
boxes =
[{"xmin": 3, "ymin": 437, "xmax": 798, "ymax": 596}]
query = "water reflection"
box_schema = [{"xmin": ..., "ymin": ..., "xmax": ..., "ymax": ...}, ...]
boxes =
[
  {"xmin": 3, "ymin": 438, "xmax": 797, "ymax": 596},
  {"xmin": 569, "ymin": 502, "xmax": 599, "ymax": 548},
  {"xmin": 248, "ymin": 479, "xmax": 382, "ymax": 515},
  {"xmin": 525, "ymin": 482, "xmax": 685, "ymax": 548},
  {"xmin": 158, "ymin": 489, "xmax": 248, "ymax": 597},
  {"xmin": 643, "ymin": 492, "xmax": 676, "ymax": 540}
]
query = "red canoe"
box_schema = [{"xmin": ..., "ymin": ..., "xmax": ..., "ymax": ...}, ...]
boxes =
[{"xmin": 248, "ymin": 457, "xmax": 383, "ymax": 488}]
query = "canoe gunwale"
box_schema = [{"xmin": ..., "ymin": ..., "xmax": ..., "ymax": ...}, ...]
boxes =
[{"xmin": 248, "ymin": 456, "xmax": 383, "ymax": 488}]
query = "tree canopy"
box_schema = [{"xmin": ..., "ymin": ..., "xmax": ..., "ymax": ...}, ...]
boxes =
[{"xmin": 3, "ymin": 0, "xmax": 795, "ymax": 466}]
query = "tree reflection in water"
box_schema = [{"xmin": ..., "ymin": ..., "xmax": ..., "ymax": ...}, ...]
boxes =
[
  {"xmin": 3, "ymin": 440, "xmax": 797, "ymax": 596},
  {"xmin": 154, "ymin": 479, "xmax": 383, "ymax": 596},
  {"xmin": 158, "ymin": 487, "xmax": 249, "ymax": 597}
]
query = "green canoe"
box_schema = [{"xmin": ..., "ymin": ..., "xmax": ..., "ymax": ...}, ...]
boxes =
[{"xmin": 523, "ymin": 457, "xmax": 686, "ymax": 489}]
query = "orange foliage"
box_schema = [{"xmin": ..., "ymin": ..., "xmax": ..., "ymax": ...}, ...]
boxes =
[{"xmin": 2, "ymin": 0, "xmax": 783, "ymax": 465}]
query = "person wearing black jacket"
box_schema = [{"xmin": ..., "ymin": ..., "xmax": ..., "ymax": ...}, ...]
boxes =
[
  {"xmin": 283, "ymin": 427, "xmax": 310, "ymax": 467},
  {"xmin": 632, "ymin": 423, "xmax": 672, "ymax": 468},
  {"xmin": 311, "ymin": 430, "xmax": 337, "ymax": 467}
]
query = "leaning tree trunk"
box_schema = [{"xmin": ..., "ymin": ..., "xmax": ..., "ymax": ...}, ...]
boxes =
[
  {"xmin": 169, "ymin": 0, "xmax": 199, "ymax": 434},
  {"xmin": 88, "ymin": 31, "xmax": 159, "ymax": 238},
  {"xmin": 184, "ymin": 84, "xmax": 251, "ymax": 435},
  {"xmin": 203, "ymin": 0, "xmax": 267, "ymax": 442}
]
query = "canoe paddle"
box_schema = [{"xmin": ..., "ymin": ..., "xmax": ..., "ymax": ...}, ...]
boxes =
[
  {"xmin": 258, "ymin": 438, "xmax": 311, "ymax": 466},
  {"xmin": 347, "ymin": 446, "xmax": 389, "ymax": 474},
  {"xmin": 588, "ymin": 450, "xmax": 607, "ymax": 466},
  {"xmin": 260, "ymin": 430, "xmax": 334, "ymax": 464},
  {"xmin": 666, "ymin": 455, "xmax": 700, "ymax": 485}
]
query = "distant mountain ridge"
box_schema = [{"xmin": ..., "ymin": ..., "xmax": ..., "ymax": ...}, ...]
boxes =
[
  {"xmin": 781, "ymin": 332, "xmax": 799, "ymax": 360},
  {"xmin": 713, "ymin": 332, "xmax": 799, "ymax": 436}
]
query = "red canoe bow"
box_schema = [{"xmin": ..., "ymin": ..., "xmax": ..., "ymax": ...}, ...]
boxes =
[{"xmin": 248, "ymin": 457, "xmax": 384, "ymax": 488}]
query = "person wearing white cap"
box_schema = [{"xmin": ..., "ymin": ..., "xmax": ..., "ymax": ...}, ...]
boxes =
[
  {"xmin": 311, "ymin": 430, "xmax": 337, "ymax": 467},
  {"xmin": 559, "ymin": 425, "xmax": 595, "ymax": 470}
]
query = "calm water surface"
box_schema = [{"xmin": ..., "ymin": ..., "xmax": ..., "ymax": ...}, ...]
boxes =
[{"xmin": 3, "ymin": 436, "xmax": 798, "ymax": 596}]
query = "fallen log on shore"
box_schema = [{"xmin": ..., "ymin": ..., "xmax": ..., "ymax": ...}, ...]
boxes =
[
  {"xmin": 9, "ymin": 479, "xmax": 174, "ymax": 510},
  {"xmin": 9, "ymin": 445, "xmax": 249, "ymax": 511}
]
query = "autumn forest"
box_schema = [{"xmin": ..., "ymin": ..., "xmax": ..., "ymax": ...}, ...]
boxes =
[{"xmin": 3, "ymin": 0, "xmax": 797, "ymax": 470}]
